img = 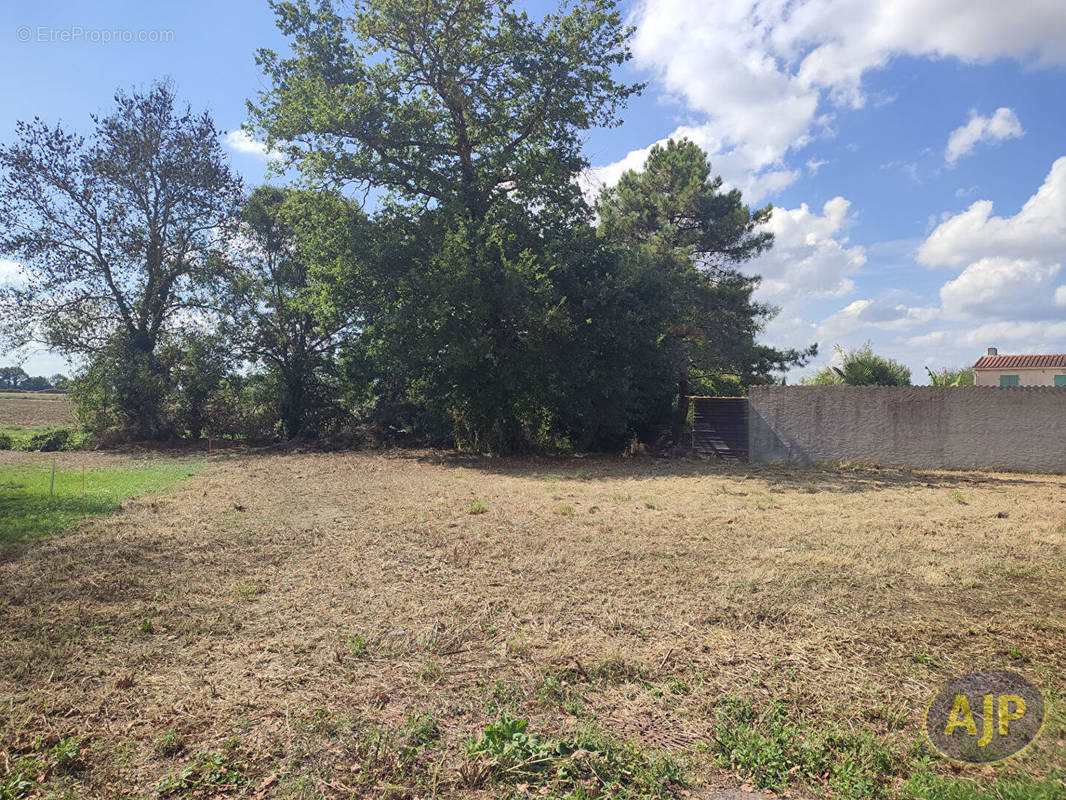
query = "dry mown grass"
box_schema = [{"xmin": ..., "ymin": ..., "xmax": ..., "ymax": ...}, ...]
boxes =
[
  {"xmin": 0, "ymin": 392, "xmax": 76, "ymax": 427},
  {"xmin": 1, "ymin": 450, "xmax": 1064, "ymax": 798}
]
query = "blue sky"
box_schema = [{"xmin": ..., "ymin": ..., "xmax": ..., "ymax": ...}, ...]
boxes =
[{"xmin": 3, "ymin": 0, "xmax": 1066, "ymax": 380}]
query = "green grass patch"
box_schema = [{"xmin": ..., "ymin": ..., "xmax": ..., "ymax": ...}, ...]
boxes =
[
  {"xmin": 464, "ymin": 713, "xmax": 684, "ymax": 797},
  {"xmin": 708, "ymin": 695, "xmax": 1065, "ymax": 800},
  {"xmin": 710, "ymin": 695, "xmax": 895, "ymax": 798},
  {"xmin": 0, "ymin": 460, "xmax": 203, "ymax": 547},
  {"xmin": 906, "ymin": 762, "xmax": 1065, "ymax": 800},
  {"xmin": 0, "ymin": 736, "xmax": 83, "ymax": 800}
]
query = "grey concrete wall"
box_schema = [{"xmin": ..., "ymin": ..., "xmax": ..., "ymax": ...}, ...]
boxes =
[{"xmin": 747, "ymin": 386, "xmax": 1066, "ymax": 473}]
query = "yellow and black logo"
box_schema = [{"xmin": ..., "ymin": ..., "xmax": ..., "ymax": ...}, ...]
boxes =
[{"xmin": 924, "ymin": 670, "xmax": 1045, "ymax": 766}]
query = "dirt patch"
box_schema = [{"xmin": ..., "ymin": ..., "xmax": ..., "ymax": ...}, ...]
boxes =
[
  {"xmin": 1, "ymin": 451, "xmax": 1063, "ymax": 797},
  {"xmin": 0, "ymin": 391, "xmax": 76, "ymax": 427}
]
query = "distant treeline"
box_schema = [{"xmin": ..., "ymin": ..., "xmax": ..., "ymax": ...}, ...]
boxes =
[{"xmin": 0, "ymin": 367, "xmax": 70, "ymax": 393}]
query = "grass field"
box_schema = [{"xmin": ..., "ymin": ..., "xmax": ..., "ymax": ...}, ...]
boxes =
[
  {"xmin": 0, "ymin": 451, "xmax": 1063, "ymax": 799},
  {"xmin": 0, "ymin": 458, "xmax": 204, "ymax": 548}
]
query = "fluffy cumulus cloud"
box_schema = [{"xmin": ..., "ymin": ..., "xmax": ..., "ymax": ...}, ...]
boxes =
[
  {"xmin": 581, "ymin": 124, "xmax": 800, "ymax": 204},
  {"xmin": 752, "ymin": 160, "xmax": 1066, "ymax": 376},
  {"xmin": 919, "ymin": 157, "xmax": 1066, "ymax": 268},
  {"xmin": 916, "ymin": 320, "xmax": 1066, "ymax": 352},
  {"xmin": 945, "ymin": 108, "xmax": 1024, "ymax": 165},
  {"xmin": 224, "ymin": 130, "xmax": 277, "ymax": 159},
  {"xmin": 744, "ymin": 197, "xmax": 866, "ymax": 301},
  {"xmin": 596, "ymin": 0, "xmax": 1066, "ymax": 200},
  {"xmin": 939, "ymin": 258, "xmax": 1062, "ymax": 320},
  {"xmin": 915, "ymin": 157, "xmax": 1066, "ymax": 323},
  {"xmin": 852, "ymin": 159, "xmax": 1066, "ymax": 372},
  {"xmin": 780, "ymin": 158, "xmax": 1066, "ymax": 373},
  {"xmin": 807, "ymin": 296, "xmax": 937, "ymax": 349}
]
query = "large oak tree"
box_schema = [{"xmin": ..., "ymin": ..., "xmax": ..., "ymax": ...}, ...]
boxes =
[
  {"xmin": 249, "ymin": 0, "xmax": 639, "ymax": 216},
  {"xmin": 250, "ymin": 0, "xmax": 644, "ymax": 452}
]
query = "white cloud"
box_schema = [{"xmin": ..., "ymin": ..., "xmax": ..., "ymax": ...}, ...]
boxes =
[
  {"xmin": 918, "ymin": 157, "xmax": 1066, "ymax": 268},
  {"xmin": 806, "ymin": 158, "xmax": 828, "ymax": 176},
  {"xmin": 939, "ymin": 257, "xmax": 1063, "ymax": 319},
  {"xmin": 224, "ymin": 130, "xmax": 277, "ymax": 159},
  {"xmin": 769, "ymin": 0, "xmax": 1066, "ymax": 93},
  {"xmin": 760, "ymin": 313, "xmax": 816, "ymax": 351},
  {"xmin": 809, "ymin": 159, "xmax": 1066, "ymax": 374},
  {"xmin": 582, "ymin": 123, "xmax": 799, "ymax": 205},
  {"xmin": 580, "ymin": 135, "xmax": 673, "ymax": 202},
  {"xmin": 881, "ymin": 158, "xmax": 926, "ymax": 184},
  {"xmin": 912, "ymin": 159, "xmax": 1066, "ymax": 327},
  {"xmin": 0, "ymin": 259, "xmax": 25, "ymax": 286},
  {"xmin": 935, "ymin": 320, "xmax": 1066, "ymax": 351},
  {"xmin": 945, "ymin": 108, "xmax": 1024, "ymax": 165},
  {"xmin": 815, "ymin": 298, "xmax": 939, "ymax": 343},
  {"xmin": 897, "ymin": 320, "xmax": 1066, "ymax": 376},
  {"xmin": 614, "ymin": 0, "xmax": 1066, "ymax": 195},
  {"xmin": 633, "ymin": 3, "xmax": 817, "ymax": 164},
  {"xmin": 814, "ymin": 299, "xmax": 876, "ymax": 342},
  {"xmin": 744, "ymin": 197, "xmax": 867, "ymax": 302}
]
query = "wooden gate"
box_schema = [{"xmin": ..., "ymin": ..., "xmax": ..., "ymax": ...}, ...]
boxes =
[{"xmin": 692, "ymin": 397, "xmax": 748, "ymax": 460}]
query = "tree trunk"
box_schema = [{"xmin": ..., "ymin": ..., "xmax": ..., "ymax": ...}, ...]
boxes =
[
  {"xmin": 119, "ymin": 333, "xmax": 168, "ymax": 440},
  {"xmin": 671, "ymin": 364, "xmax": 690, "ymax": 445}
]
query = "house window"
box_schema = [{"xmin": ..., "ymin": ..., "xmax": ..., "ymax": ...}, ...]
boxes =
[
  {"xmin": 1055, "ymin": 375, "xmax": 1066, "ymax": 387},
  {"xmin": 1000, "ymin": 374, "xmax": 1020, "ymax": 387}
]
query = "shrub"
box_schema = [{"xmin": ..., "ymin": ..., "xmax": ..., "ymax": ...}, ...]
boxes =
[
  {"xmin": 804, "ymin": 342, "xmax": 911, "ymax": 387},
  {"xmin": 25, "ymin": 428, "xmax": 73, "ymax": 452}
]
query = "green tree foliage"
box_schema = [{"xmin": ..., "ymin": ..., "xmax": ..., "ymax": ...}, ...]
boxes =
[
  {"xmin": 224, "ymin": 186, "xmax": 370, "ymax": 439},
  {"xmin": 250, "ymin": 0, "xmax": 648, "ymax": 452},
  {"xmin": 0, "ymin": 81, "xmax": 243, "ymax": 437},
  {"xmin": 168, "ymin": 334, "xmax": 230, "ymax": 439},
  {"xmin": 596, "ymin": 139, "xmax": 816, "ymax": 439},
  {"xmin": 806, "ymin": 343, "xmax": 911, "ymax": 386},
  {"xmin": 19, "ymin": 375, "xmax": 51, "ymax": 391},
  {"xmin": 925, "ymin": 366, "xmax": 974, "ymax": 386},
  {"xmin": 249, "ymin": 0, "xmax": 640, "ymax": 216}
]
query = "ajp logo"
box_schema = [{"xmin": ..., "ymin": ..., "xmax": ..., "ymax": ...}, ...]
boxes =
[{"xmin": 924, "ymin": 670, "xmax": 1045, "ymax": 766}]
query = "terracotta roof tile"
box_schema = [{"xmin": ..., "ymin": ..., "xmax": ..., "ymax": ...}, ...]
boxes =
[{"xmin": 973, "ymin": 354, "xmax": 1066, "ymax": 369}]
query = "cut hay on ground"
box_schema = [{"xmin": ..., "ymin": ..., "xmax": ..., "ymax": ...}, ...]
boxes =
[{"xmin": 1, "ymin": 450, "xmax": 1063, "ymax": 797}]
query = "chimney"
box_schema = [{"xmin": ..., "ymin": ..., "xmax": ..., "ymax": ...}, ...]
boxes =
[{"xmin": 987, "ymin": 347, "xmax": 998, "ymax": 356}]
